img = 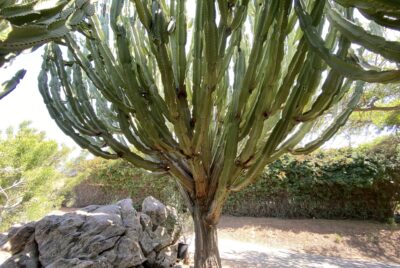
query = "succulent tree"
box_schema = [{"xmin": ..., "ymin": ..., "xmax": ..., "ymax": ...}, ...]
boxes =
[
  {"xmin": 0, "ymin": 0, "xmax": 94, "ymax": 99},
  {"xmin": 38, "ymin": 0, "xmax": 400, "ymax": 267}
]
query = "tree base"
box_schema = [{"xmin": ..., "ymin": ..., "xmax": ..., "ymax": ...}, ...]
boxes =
[{"xmin": 192, "ymin": 205, "xmax": 222, "ymax": 268}]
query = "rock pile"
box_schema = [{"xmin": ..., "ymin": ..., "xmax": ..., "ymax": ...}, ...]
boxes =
[{"xmin": 0, "ymin": 197, "xmax": 182, "ymax": 268}]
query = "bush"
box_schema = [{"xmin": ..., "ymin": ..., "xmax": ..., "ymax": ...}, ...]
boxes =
[
  {"xmin": 0, "ymin": 122, "xmax": 71, "ymax": 231},
  {"xmin": 66, "ymin": 157, "xmax": 185, "ymax": 211},
  {"xmin": 224, "ymin": 136, "xmax": 400, "ymax": 221},
  {"xmin": 68, "ymin": 136, "xmax": 399, "ymax": 221}
]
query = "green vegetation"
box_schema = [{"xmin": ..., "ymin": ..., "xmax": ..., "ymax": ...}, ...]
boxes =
[
  {"xmin": 66, "ymin": 157, "xmax": 182, "ymax": 211},
  {"xmin": 348, "ymin": 82, "xmax": 400, "ymax": 132},
  {"xmin": 225, "ymin": 136, "xmax": 400, "ymax": 221},
  {"xmin": 0, "ymin": 122, "xmax": 72, "ymax": 231},
  {"xmin": 68, "ymin": 136, "xmax": 398, "ymax": 222},
  {"xmin": 1, "ymin": 124, "xmax": 396, "ymax": 232}
]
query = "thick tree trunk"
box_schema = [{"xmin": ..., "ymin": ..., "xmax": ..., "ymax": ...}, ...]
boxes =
[{"xmin": 192, "ymin": 205, "xmax": 222, "ymax": 268}]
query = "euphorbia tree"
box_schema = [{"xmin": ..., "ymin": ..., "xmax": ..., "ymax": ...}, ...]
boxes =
[
  {"xmin": 38, "ymin": 0, "xmax": 400, "ymax": 267},
  {"xmin": 0, "ymin": 0, "xmax": 94, "ymax": 99}
]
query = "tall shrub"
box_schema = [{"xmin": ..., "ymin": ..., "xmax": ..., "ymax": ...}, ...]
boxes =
[{"xmin": 0, "ymin": 122, "xmax": 70, "ymax": 230}]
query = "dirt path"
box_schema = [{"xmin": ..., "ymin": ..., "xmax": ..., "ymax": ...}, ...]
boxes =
[
  {"xmin": 178, "ymin": 216, "xmax": 400, "ymax": 267},
  {"xmin": 216, "ymin": 216, "xmax": 400, "ymax": 264},
  {"xmin": 214, "ymin": 239, "xmax": 400, "ymax": 268}
]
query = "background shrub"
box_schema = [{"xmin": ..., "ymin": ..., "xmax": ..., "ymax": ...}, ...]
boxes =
[
  {"xmin": 224, "ymin": 136, "xmax": 400, "ymax": 221},
  {"xmin": 0, "ymin": 122, "xmax": 72, "ymax": 231},
  {"xmin": 65, "ymin": 157, "xmax": 184, "ymax": 211},
  {"xmin": 66, "ymin": 136, "xmax": 399, "ymax": 221},
  {"xmin": 7, "ymin": 123, "xmax": 395, "ymax": 230}
]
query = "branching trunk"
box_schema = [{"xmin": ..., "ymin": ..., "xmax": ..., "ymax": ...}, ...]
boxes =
[{"xmin": 192, "ymin": 203, "xmax": 222, "ymax": 268}]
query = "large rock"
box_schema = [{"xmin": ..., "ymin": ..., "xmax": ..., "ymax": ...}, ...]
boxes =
[
  {"xmin": 0, "ymin": 197, "xmax": 181, "ymax": 268},
  {"xmin": 142, "ymin": 196, "xmax": 168, "ymax": 227}
]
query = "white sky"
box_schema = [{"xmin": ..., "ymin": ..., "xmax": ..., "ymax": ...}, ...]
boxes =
[{"xmin": 0, "ymin": 47, "xmax": 78, "ymax": 150}]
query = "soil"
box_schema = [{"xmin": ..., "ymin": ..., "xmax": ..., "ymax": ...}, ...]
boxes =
[{"xmin": 216, "ymin": 216, "xmax": 400, "ymax": 264}]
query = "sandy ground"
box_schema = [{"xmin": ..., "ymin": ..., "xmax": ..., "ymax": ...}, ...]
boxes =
[
  {"xmin": 175, "ymin": 216, "xmax": 400, "ymax": 267},
  {"xmin": 216, "ymin": 216, "xmax": 400, "ymax": 264},
  {"xmin": 193, "ymin": 238, "xmax": 400, "ymax": 268}
]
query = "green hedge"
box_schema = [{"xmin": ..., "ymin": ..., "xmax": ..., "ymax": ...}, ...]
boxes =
[
  {"xmin": 68, "ymin": 136, "xmax": 399, "ymax": 221},
  {"xmin": 224, "ymin": 136, "xmax": 400, "ymax": 221},
  {"xmin": 65, "ymin": 158, "xmax": 182, "ymax": 211}
]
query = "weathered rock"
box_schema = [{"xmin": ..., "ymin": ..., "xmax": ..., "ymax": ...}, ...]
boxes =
[
  {"xmin": 0, "ymin": 197, "xmax": 182, "ymax": 268},
  {"xmin": 154, "ymin": 247, "xmax": 178, "ymax": 268},
  {"xmin": 140, "ymin": 214, "xmax": 152, "ymax": 231},
  {"xmin": 1, "ymin": 233, "xmax": 39, "ymax": 268},
  {"xmin": 0, "ymin": 222, "xmax": 39, "ymax": 268},
  {"xmin": 46, "ymin": 258, "xmax": 102, "ymax": 268},
  {"xmin": 1, "ymin": 223, "xmax": 36, "ymax": 254},
  {"xmin": 142, "ymin": 196, "xmax": 168, "ymax": 226}
]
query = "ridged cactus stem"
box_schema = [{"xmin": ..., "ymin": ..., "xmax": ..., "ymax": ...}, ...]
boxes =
[
  {"xmin": 38, "ymin": 1, "xmax": 400, "ymax": 267},
  {"xmin": 0, "ymin": 0, "xmax": 94, "ymax": 97}
]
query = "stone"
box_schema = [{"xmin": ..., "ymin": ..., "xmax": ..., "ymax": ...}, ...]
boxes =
[
  {"xmin": 0, "ymin": 222, "xmax": 39, "ymax": 268},
  {"xmin": 140, "ymin": 214, "xmax": 152, "ymax": 231},
  {"xmin": 1, "ymin": 222, "xmax": 35, "ymax": 254},
  {"xmin": 0, "ymin": 197, "xmax": 182, "ymax": 268},
  {"xmin": 154, "ymin": 247, "xmax": 178, "ymax": 268},
  {"xmin": 142, "ymin": 196, "xmax": 168, "ymax": 226},
  {"xmin": 1, "ymin": 234, "xmax": 39, "ymax": 268},
  {"xmin": 46, "ymin": 258, "xmax": 99, "ymax": 268}
]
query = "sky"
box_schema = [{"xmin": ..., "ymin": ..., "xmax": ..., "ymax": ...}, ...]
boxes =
[{"xmin": 0, "ymin": 48, "xmax": 78, "ymax": 150}]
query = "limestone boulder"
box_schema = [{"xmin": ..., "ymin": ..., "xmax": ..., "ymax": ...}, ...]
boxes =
[{"xmin": 0, "ymin": 197, "xmax": 181, "ymax": 268}]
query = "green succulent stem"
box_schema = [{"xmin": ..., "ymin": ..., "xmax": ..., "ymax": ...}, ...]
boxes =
[{"xmin": 37, "ymin": 1, "xmax": 400, "ymax": 267}]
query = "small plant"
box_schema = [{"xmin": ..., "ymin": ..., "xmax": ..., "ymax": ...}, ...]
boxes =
[{"xmin": 334, "ymin": 233, "xmax": 342, "ymax": 243}]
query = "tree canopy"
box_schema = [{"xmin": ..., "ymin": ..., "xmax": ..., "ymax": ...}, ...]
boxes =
[{"xmin": 0, "ymin": 122, "xmax": 70, "ymax": 229}]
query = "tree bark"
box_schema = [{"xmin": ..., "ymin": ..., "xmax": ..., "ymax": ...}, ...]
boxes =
[{"xmin": 192, "ymin": 204, "xmax": 222, "ymax": 268}]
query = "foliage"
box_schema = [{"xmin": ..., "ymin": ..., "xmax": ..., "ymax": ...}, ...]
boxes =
[
  {"xmin": 38, "ymin": 0, "xmax": 400, "ymax": 222},
  {"xmin": 225, "ymin": 136, "xmax": 400, "ymax": 221},
  {"xmin": 348, "ymin": 83, "xmax": 400, "ymax": 131},
  {"xmin": 0, "ymin": 122, "xmax": 71, "ymax": 231},
  {"xmin": 66, "ymin": 157, "xmax": 184, "ymax": 211},
  {"xmin": 67, "ymin": 136, "xmax": 399, "ymax": 222}
]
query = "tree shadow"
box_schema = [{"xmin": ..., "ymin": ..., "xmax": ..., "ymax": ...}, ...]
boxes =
[
  {"xmin": 217, "ymin": 216, "xmax": 400, "ymax": 263},
  {"xmin": 307, "ymin": 232, "xmax": 400, "ymax": 264},
  {"xmin": 221, "ymin": 250, "xmax": 400, "ymax": 268}
]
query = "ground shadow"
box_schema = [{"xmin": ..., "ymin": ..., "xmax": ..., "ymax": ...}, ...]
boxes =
[
  {"xmin": 217, "ymin": 216, "xmax": 400, "ymax": 263},
  {"xmin": 221, "ymin": 250, "xmax": 400, "ymax": 268}
]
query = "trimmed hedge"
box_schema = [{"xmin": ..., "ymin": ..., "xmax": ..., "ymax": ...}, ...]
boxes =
[
  {"xmin": 224, "ymin": 136, "xmax": 400, "ymax": 221},
  {"xmin": 65, "ymin": 158, "xmax": 182, "ymax": 211},
  {"xmin": 68, "ymin": 136, "xmax": 399, "ymax": 221}
]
